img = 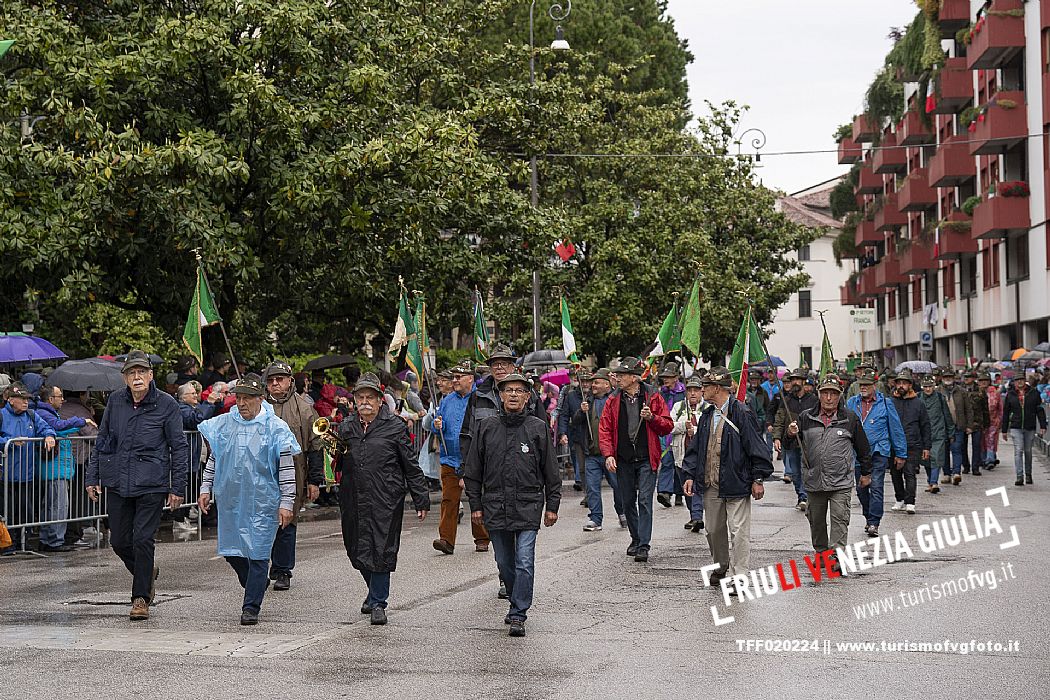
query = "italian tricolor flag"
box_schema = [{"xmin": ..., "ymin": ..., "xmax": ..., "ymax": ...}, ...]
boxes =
[
  {"xmin": 182, "ymin": 267, "xmax": 222, "ymax": 364},
  {"xmin": 560, "ymin": 294, "xmax": 580, "ymax": 365},
  {"xmin": 728, "ymin": 306, "xmax": 766, "ymax": 401}
]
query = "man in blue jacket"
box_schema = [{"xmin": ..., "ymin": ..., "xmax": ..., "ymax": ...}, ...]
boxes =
[
  {"xmin": 34, "ymin": 386, "xmax": 94, "ymax": 552},
  {"xmin": 0, "ymin": 383, "xmax": 57, "ymax": 553},
  {"xmin": 86, "ymin": 350, "xmax": 189, "ymax": 621},
  {"xmin": 845, "ymin": 368, "xmax": 907, "ymax": 538}
]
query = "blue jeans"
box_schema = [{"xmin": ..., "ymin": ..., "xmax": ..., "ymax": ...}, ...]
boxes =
[
  {"xmin": 680, "ymin": 468, "xmax": 704, "ymax": 520},
  {"xmin": 270, "ymin": 522, "xmax": 296, "ymax": 578},
  {"xmin": 616, "ymin": 459, "xmax": 656, "ymax": 548},
  {"xmin": 225, "ymin": 557, "xmax": 270, "ymax": 614},
  {"xmin": 783, "ymin": 448, "xmax": 807, "ymax": 501},
  {"xmin": 584, "ymin": 456, "xmax": 622, "ymax": 525},
  {"xmin": 657, "ymin": 448, "xmax": 681, "ymax": 494},
  {"xmin": 490, "ymin": 529, "xmax": 538, "ymax": 621},
  {"xmin": 39, "ymin": 479, "xmax": 69, "ymax": 547},
  {"xmin": 570, "ymin": 447, "xmax": 581, "ymax": 482},
  {"xmin": 360, "ymin": 569, "xmax": 391, "ymax": 609},
  {"xmin": 949, "ymin": 430, "xmax": 966, "ymax": 475},
  {"xmin": 855, "ymin": 453, "xmax": 887, "ymax": 527}
]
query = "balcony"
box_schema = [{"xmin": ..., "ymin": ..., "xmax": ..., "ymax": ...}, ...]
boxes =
[
  {"xmin": 971, "ymin": 195, "xmax": 1031, "ymax": 240},
  {"xmin": 841, "ymin": 279, "xmax": 861, "ymax": 306},
  {"xmin": 899, "ymin": 110, "xmax": 934, "ymax": 146},
  {"xmin": 853, "ymin": 114, "xmax": 878, "ymax": 143},
  {"xmin": 937, "ymin": 212, "xmax": 978, "ymax": 259},
  {"xmin": 928, "ymin": 134, "xmax": 976, "ymax": 187},
  {"xmin": 969, "ymin": 91, "xmax": 1027, "ymax": 155},
  {"xmin": 855, "ymin": 219, "xmax": 882, "ymax": 247},
  {"xmin": 838, "ymin": 137, "xmax": 862, "ymax": 164},
  {"xmin": 875, "ymin": 193, "xmax": 907, "ymax": 231},
  {"xmin": 932, "ymin": 57, "xmax": 973, "ymax": 115},
  {"xmin": 967, "ymin": 0, "xmax": 1026, "ymax": 70},
  {"xmin": 873, "ymin": 133, "xmax": 907, "ymax": 174},
  {"xmin": 938, "ymin": 0, "xmax": 970, "ymax": 37},
  {"xmin": 859, "ymin": 267, "xmax": 880, "ymax": 300},
  {"xmin": 1044, "ymin": 72, "xmax": 1050, "ymax": 124},
  {"xmin": 856, "ymin": 165, "xmax": 884, "ymax": 194},
  {"xmin": 900, "ymin": 240, "xmax": 938, "ymax": 275},
  {"xmin": 898, "ymin": 168, "xmax": 937, "ymax": 211},
  {"xmin": 875, "ymin": 253, "xmax": 903, "ymax": 289}
]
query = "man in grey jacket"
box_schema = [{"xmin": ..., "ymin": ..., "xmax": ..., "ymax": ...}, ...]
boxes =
[{"xmin": 787, "ymin": 376, "xmax": 871, "ymax": 559}]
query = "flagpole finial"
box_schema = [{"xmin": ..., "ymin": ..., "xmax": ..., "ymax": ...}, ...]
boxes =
[{"xmin": 191, "ymin": 247, "xmax": 202, "ymax": 264}]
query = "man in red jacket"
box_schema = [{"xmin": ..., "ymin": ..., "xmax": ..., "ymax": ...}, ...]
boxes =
[{"xmin": 598, "ymin": 356, "xmax": 673, "ymax": 562}]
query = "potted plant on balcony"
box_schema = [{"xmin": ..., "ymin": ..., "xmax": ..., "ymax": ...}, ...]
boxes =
[
  {"xmin": 961, "ymin": 195, "xmax": 982, "ymax": 216},
  {"xmin": 834, "ymin": 123, "xmax": 854, "ymax": 142},
  {"xmin": 997, "ymin": 180, "xmax": 1030, "ymax": 197}
]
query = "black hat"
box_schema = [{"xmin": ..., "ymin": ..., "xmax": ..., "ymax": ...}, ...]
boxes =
[
  {"xmin": 121, "ymin": 349, "xmax": 153, "ymax": 374},
  {"xmin": 263, "ymin": 360, "xmax": 293, "ymax": 380},
  {"xmin": 658, "ymin": 361, "xmax": 681, "ymax": 378},
  {"xmin": 497, "ymin": 372, "xmax": 530, "ymax": 390},
  {"xmin": 6, "ymin": 382, "xmax": 32, "ymax": 399},
  {"xmin": 684, "ymin": 375, "xmax": 704, "ymax": 389},
  {"xmin": 231, "ymin": 373, "xmax": 265, "ymax": 396},
  {"xmin": 787, "ymin": 367, "xmax": 807, "ymax": 380},
  {"xmin": 175, "ymin": 356, "xmax": 198, "ymax": 372},
  {"xmin": 701, "ymin": 366, "xmax": 732, "ymax": 388},
  {"xmin": 615, "ymin": 357, "xmax": 645, "ymax": 375},
  {"xmin": 210, "ymin": 352, "xmax": 229, "ymax": 367},
  {"xmin": 353, "ymin": 372, "xmax": 384, "ymax": 395},
  {"xmin": 486, "ymin": 344, "xmax": 516, "ymax": 364}
]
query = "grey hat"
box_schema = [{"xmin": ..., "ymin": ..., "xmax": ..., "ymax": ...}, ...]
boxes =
[
  {"xmin": 787, "ymin": 367, "xmax": 807, "ymax": 380},
  {"xmin": 896, "ymin": 368, "xmax": 915, "ymax": 385},
  {"xmin": 576, "ymin": 369, "xmax": 594, "ymax": 382},
  {"xmin": 0, "ymin": 373, "xmax": 11, "ymax": 390},
  {"xmin": 121, "ymin": 349, "xmax": 153, "ymax": 374},
  {"xmin": 920, "ymin": 375, "xmax": 937, "ymax": 388},
  {"xmin": 486, "ymin": 344, "xmax": 516, "ymax": 364},
  {"xmin": 658, "ymin": 361, "xmax": 681, "ymax": 378},
  {"xmin": 263, "ymin": 360, "xmax": 294, "ymax": 379},
  {"xmin": 978, "ymin": 371, "xmax": 992, "ymax": 381},
  {"xmin": 353, "ymin": 372, "xmax": 384, "ymax": 395},
  {"xmin": 684, "ymin": 375, "xmax": 704, "ymax": 389},
  {"xmin": 701, "ymin": 366, "xmax": 732, "ymax": 388},
  {"xmin": 593, "ymin": 368, "xmax": 612, "ymax": 381},
  {"xmin": 497, "ymin": 372, "xmax": 530, "ymax": 390},
  {"xmin": 857, "ymin": 368, "xmax": 877, "ymax": 385},
  {"xmin": 450, "ymin": 360, "xmax": 475, "ymax": 376},
  {"xmin": 817, "ymin": 375, "xmax": 843, "ymax": 393},
  {"xmin": 230, "ymin": 373, "xmax": 265, "ymax": 396},
  {"xmin": 615, "ymin": 356, "xmax": 645, "ymax": 375},
  {"xmin": 6, "ymin": 382, "xmax": 32, "ymax": 399}
]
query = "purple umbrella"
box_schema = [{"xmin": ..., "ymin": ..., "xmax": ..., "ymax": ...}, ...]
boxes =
[{"xmin": 0, "ymin": 332, "xmax": 67, "ymax": 365}]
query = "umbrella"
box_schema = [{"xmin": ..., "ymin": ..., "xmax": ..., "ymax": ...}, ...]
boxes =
[
  {"xmin": 952, "ymin": 357, "xmax": 979, "ymax": 366},
  {"xmin": 752, "ymin": 355, "xmax": 786, "ymax": 367},
  {"xmin": 303, "ymin": 354, "xmax": 356, "ymax": 371},
  {"xmin": 895, "ymin": 360, "xmax": 937, "ymax": 374},
  {"xmin": 1004, "ymin": 348, "xmax": 1027, "ymax": 362},
  {"xmin": 46, "ymin": 358, "xmax": 126, "ymax": 392},
  {"xmin": 1038, "ymin": 358, "xmax": 1050, "ymax": 368},
  {"xmin": 0, "ymin": 332, "xmax": 67, "ymax": 365},
  {"xmin": 541, "ymin": 369, "xmax": 571, "ymax": 386},
  {"xmin": 113, "ymin": 352, "xmax": 164, "ymax": 366},
  {"xmin": 521, "ymin": 350, "xmax": 573, "ymax": 368}
]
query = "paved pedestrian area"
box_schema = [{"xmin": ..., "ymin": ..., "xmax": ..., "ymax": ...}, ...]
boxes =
[{"xmin": 2, "ymin": 449, "xmax": 1048, "ymax": 699}]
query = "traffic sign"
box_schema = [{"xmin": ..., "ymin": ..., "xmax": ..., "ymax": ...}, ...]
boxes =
[{"xmin": 919, "ymin": 331, "xmax": 933, "ymax": 352}]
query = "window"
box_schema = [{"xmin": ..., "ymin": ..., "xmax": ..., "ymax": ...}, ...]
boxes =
[
  {"xmin": 961, "ymin": 254, "xmax": 978, "ymax": 295},
  {"xmin": 798, "ymin": 244, "xmax": 811, "ymax": 262},
  {"xmin": 1007, "ymin": 233, "xmax": 1030, "ymax": 281},
  {"xmin": 912, "ymin": 278, "xmax": 923, "ymax": 312},
  {"xmin": 925, "ymin": 270, "xmax": 939, "ymax": 304},
  {"xmin": 800, "ymin": 346, "xmax": 813, "ymax": 368},
  {"xmin": 899, "ymin": 285, "xmax": 909, "ymax": 317},
  {"xmin": 798, "ymin": 290, "xmax": 812, "ymax": 318},
  {"xmin": 888, "ymin": 290, "xmax": 897, "ymax": 319},
  {"xmin": 943, "ymin": 263, "xmax": 956, "ymax": 300}
]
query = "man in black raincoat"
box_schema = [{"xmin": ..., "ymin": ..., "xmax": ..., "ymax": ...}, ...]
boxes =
[{"xmin": 337, "ymin": 372, "xmax": 430, "ymax": 626}]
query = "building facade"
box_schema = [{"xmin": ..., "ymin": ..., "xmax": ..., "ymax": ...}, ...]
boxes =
[{"xmin": 839, "ymin": 0, "xmax": 1049, "ymax": 366}]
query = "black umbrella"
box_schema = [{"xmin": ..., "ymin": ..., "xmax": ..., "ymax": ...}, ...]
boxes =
[
  {"xmin": 46, "ymin": 358, "xmax": 126, "ymax": 392},
  {"xmin": 303, "ymin": 354, "xmax": 356, "ymax": 371},
  {"xmin": 521, "ymin": 349, "xmax": 573, "ymax": 369}
]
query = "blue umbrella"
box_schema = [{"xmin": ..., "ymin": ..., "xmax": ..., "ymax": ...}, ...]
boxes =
[
  {"xmin": 0, "ymin": 332, "xmax": 67, "ymax": 365},
  {"xmin": 751, "ymin": 355, "xmax": 786, "ymax": 367}
]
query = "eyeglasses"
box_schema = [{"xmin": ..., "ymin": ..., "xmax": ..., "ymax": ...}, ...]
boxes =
[{"xmin": 501, "ymin": 388, "xmax": 529, "ymax": 396}]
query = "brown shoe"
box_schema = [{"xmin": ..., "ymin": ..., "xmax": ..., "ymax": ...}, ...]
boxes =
[
  {"xmin": 940, "ymin": 476, "xmax": 952, "ymax": 484},
  {"xmin": 130, "ymin": 597, "xmax": 149, "ymax": 621},
  {"xmin": 782, "ymin": 475, "xmax": 792, "ymax": 484},
  {"xmin": 952, "ymin": 475, "xmax": 962, "ymax": 485},
  {"xmin": 475, "ymin": 543, "xmax": 489, "ymax": 553},
  {"xmin": 432, "ymin": 538, "xmax": 454, "ymax": 555},
  {"xmin": 924, "ymin": 485, "xmax": 932, "ymax": 493}
]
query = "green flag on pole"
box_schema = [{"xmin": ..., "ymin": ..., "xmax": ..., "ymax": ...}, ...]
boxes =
[
  {"xmin": 649, "ymin": 304, "xmax": 680, "ymax": 358},
  {"xmin": 0, "ymin": 41, "xmax": 14, "ymax": 58},
  {"xmin": 728, "ymin": 306, "xmax": 765, "ymax": 401},
  {"xmin": 819, "ymin": 330, "xmax": 835, "ymax": 378},
  {"xmin": 473, "ymin": 289, "xmax": 490, "ymax": 362},
  {"xmin": 560, "ymin": 295, "xmax": 580, "ymax": 365},
  {"xmin": 679, "ymin": 276, "xmax": 702, "ymax": 357},
  {"xmin": 182, "ymin": 267, "xmax": 222, "ymax": 364},
  {"xmin": 389, "ymin": 286, "xmax": 422, "ymax": 381}
]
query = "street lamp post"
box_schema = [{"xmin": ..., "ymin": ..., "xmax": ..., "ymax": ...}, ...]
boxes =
[{"xmin": 529, "ymin": 1, "xmax": 571, "ymax": 352}]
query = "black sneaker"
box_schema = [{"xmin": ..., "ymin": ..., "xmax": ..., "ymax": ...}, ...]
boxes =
[
  {"xmin": 691, "ymin": 520, "xmax": 704, "ymax": 533},
  {"xmin": 573, "ymin": 482, "xmax": 583, "ymax": 492},
  {"xmin": 370, "ymin": 607, "xmax": 387, "ymax": 625},
  {"xmin": 634, "ymin": 547, "xmax": 650, "ymax": 563},
  {"xmin": 1026, "ymin": 476, "xmax": 1034, "ymax": 484},
  {"xmin": 867, "ymin": 525, "xmax": 879, "ymax": 538},
  {"xmin": 1015, "ymin": 479, "xmax": 1024, "ymax": 486},
  {"xmin": 498, "ymin": 583, "xmax": 509, "ymax": 599},
  {"xmin": 986, "ymin": 462, "xmax": 997, "ymax": 471},
  {"xmin": 240, "ymin": 609, "xmax": 259, "ymax": 626},
  {"xmin": 684, "ymin": 519, "xmax": 695, "ymax": 530},
  {"xmin": 508, "ymin": 620, "xmax": 526, "ymax": 637},
  {"xmin": 708, "ymin": 568, "xmax": 727, "ymax": 585},
  {"xmin": 626, "ymin": 543, "xmax": 639, "ymax": 557},
  {"xmin": 273, "ymin": 572, "xmax": 291, "ymax": 591},
  {"xmin": 674, "ymin": 495, "xmax": 684, "ymax": 506},
  {"xmin": 361, "ymin": 601, "xmax": 373, "ymax": 615},
  {"xmin": 504, "ymin": 615, "xmax": 513, "ymax": 625},
  {"xmin": 656, "ymin": 493, "xmax": 672, "ymax": 508}
]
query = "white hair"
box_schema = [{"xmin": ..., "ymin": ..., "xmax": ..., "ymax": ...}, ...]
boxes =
[{"xmin": 177, "ymin": 384, "xmax": 197, "ymax": 400}]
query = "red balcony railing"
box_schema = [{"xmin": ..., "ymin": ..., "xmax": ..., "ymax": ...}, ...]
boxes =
[
  {"xmin": 938, "ymin": 0, "xmax": 970, "ymax": 37},
  {"xmin": 841, "ymin": 279, "xmax": 861, "ymax": 306},
  {"xmin": 838, "ymin": 137, "xmax": 862, "ymax": 164},
  {"xmin": 853, "ymin": 114, "xmax": 878, "ymax": 143},
  {"xmin": 899, "ymin": 110, "xmax": 934, "ymax": 146},
  {"xmin": 873, "ymin": 133, "xmax": 907, "ymax": 174},
  {"xmin": 968, "ymin": 0, "xmax": 1026, "ymax": 70},
  {"xmin": 937, "ymin": 211, "xmax": 978, "ymax": 259},
  {"xmin": 875, "ymin": 193, "xmax": 907, "ymax": 231},
  {"xmin": 898, "ymin": 168, "xmax": 937, "ymax": 211},
  {"xmin": 969, "ymin": 91, "xmax": 1027, "ymax": 155},
  {"xmin": 900, "ymin": 240, "xmax": 937, "ymax": 275},
  {"xmin": 1043, "ymin": 72, "xmax": 1050, "ymax": 125},
  {"xmin": 855, "ymin": 219, "xmax": 882, "ymax": 247},
  {"xmin": 859, "ymin": 267, "xmax": 880, "ymax": 299},
  {"xmin": 971, "ymin": 195, "xmax": 1031, "ymax": 239},
  {"xmin": 856, "ymin": 165, "xmax": 884, "ymax": 194},
  {"xmin": 932, "ymin": 57, "xmax": 973, "ymax": 114},
  {"xmin": 928, "ymin": 134, "xmax": 976, "ymax": 187},
  {"xmin": 875, "ymin": 253, "xmax": 903, "ymax": 289}
]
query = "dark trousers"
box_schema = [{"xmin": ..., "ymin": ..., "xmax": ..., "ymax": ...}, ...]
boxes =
[
  {"xmin": 360, "ymin": 569, "xmax": 391, "ymax": 609},
  {"xmin": 270, "ymin": 522, "xmax": 296, "ymax": 578},
  {"xmin": 968, "ymin": 431, "xmax": 984, "ymax": 473},
  {"xmin": 891, "ymin": 455, "xmax": 919, "ymax": 505},
  {"xmin": 225, "ymin": 556, "xmax": 270, "ymax": 614},
  {"xmin": 107, "ymin": 491, "xmax": 166, "ymax": 601},
  {"xmin": 615, "ymin": 459, "xmax": 656, "ymax": 549}
]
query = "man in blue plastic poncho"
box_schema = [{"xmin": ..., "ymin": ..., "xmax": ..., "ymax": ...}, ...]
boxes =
[{"xmin": 196, "ymin": 374, "xmax": 301, "ymax": 626}]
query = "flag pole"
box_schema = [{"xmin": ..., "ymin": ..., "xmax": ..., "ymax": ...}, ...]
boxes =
[
  {"xmin": 413, "ymin": 290, "xmax": 447, "ymax": 454},
  {"xmin": 817, "ymin": 309, "xmax": 835, "ymax": 375},
  {"xmin": 193, "ymin": 249, "xmax": 241, "ymax": 380}
]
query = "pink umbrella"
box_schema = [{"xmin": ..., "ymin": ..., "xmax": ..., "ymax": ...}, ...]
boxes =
[{"xmin": 541, "ymin": 369, "xmax": 571, "ymax": 386}]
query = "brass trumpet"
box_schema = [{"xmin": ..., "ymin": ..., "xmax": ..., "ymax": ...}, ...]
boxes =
[{"xmin": 312, "ymin": 417, "xmax": 347, "ymax": 456}]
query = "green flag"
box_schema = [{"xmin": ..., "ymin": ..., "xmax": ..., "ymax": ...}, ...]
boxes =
[
  {"xmin": 0, "ymin": 40, "xmax": 14, "ymax": 58},
  {"xmin": 818, "ymin": 329, "xmax": 835, "ymax": 378},
  {"xmin": 679, "ymin": 276, "xmax": 702, "ymax": 357},
  {"xmin": 182, "ymin": 267, "xmax": 222, "ymax": 364},
  {"xmin": 648, "ymin": 304, "xmax": 680, "ymax": 360},
  {"xmin": 390, "ymin": 288, "xmax": 422, "ymax": 382},
  {"xmin": 560, "ymin": 295, "xmax": 579, "ymax": 364},
  {"xmin": 728, "ymin": 306, "xmax": 766, "ymax": 401},
  {"xmin": 473, "ymin": 289, "xmax": 490, "ymax": 362}
]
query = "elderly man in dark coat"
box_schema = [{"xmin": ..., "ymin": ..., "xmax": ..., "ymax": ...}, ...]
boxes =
[{"xmin": 337, "ymin": 372, "xmax": 430, "ymax": 626}]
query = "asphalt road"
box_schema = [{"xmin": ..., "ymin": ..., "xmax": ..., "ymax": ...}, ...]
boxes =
[{"xmin": 1, "ymin": 447, "xmax": 1048, "ymax": 700}]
